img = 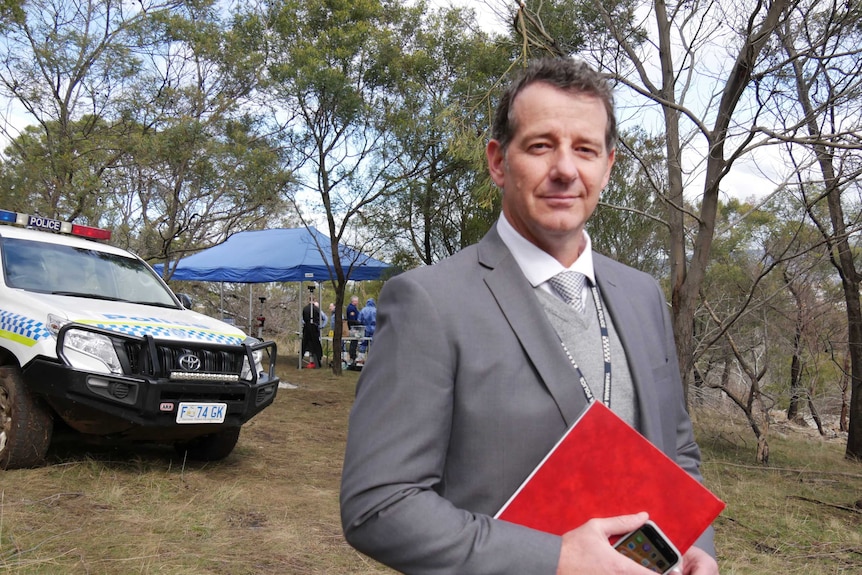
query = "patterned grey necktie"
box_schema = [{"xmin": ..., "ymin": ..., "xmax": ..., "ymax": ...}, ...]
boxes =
[{"xmin": 549, "ymin": 271, "xmax": 587, "ymax": 313}]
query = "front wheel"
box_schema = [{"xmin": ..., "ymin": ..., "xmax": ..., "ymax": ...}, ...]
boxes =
[
  {"xmin": 0, "ymin": 366, "xmax": 54, "ymax": 469},
  {"xmin": 174, "ymin": 427, "xmax": 241, "ymax": 462}
]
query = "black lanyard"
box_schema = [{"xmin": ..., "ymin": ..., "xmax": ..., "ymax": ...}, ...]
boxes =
[{"xmin": 557, "ymin": 282, "xmax": 612, "ymax": 407}]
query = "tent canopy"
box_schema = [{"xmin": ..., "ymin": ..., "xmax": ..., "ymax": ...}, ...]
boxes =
[{"xmin": 153, "ymin": 227, "xmax": 392, "ymax": 283}]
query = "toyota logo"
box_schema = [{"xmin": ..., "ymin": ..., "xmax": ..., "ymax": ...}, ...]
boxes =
[{"xmin": 177, "ymin": 353, "xmax": 201, "ymax": 372}]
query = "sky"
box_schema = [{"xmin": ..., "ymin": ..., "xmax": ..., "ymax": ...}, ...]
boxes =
[{"xmin": 423, "ymin": 0, "xmax": 510, "ymax": 33}]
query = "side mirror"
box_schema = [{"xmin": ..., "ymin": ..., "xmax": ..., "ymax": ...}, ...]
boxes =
[{"xmin": 175, "ymin": 293, "xmax": 193, "ymax": 309}]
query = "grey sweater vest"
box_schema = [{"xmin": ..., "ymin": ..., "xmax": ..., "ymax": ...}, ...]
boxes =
[{"xmin": 536, "ymin": 286, "xmax": 640, "ymax": 427}]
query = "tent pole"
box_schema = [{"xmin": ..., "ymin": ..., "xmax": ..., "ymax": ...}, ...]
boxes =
[
  {"xmin": 248, "ymin": 284, "xmax": 253, "ymax": 335},
  {"xmin": 298, "ymin": 281, "xmax": 303, "ymax": 369}
]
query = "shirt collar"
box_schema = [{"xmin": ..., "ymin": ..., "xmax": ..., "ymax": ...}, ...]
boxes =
[{"xmin": 496, "ymin": 213, "xmax": 595, "ymax": 288}]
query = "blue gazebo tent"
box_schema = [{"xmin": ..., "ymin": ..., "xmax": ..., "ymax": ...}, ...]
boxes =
[
  {"xmin": 152, "ymin": 227, "xmax": 393, "ymax": 338},
  {"xmin": 153, "ymin": 227, "xmax": 391, "ymax": 283}
]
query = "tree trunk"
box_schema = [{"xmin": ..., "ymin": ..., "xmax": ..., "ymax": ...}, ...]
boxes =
[
  {"xmin": 840, "ymin": 354, "xmax": 850, "ymax": 433},
  {"xmin": 787, "ymin": 276, "xmax": 806, "ymax": 424},
  {"xmin": 806, "ymin": 389, "xmax": 824, "ymax": 436},
  {"xmin": 704, "ymin": 303, "xmax": 770, "ymax": 463},
  {"xmin": 781, "ymin": 22, "xmax": 862, "ymax": 460},
  {"xmin": 666, "ymin": 0, "xmax": 789, "ymax": 402},
  {"xmin": 787, "ymin": 350, "xmax": 804, "ymax": 424}
]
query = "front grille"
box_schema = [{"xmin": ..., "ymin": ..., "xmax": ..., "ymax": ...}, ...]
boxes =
[{"xmin": 121, "ymin": 340, "xmax": 245, "ymax": 380}]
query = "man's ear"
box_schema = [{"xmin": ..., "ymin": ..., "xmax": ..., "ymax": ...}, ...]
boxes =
[
  {"xmin": 486, "ymin": 139, "xmax": 505, "ymax": 188},
  {"xmin": 601, "ymin": 147, "xmax": 616, "ymax": 188}
]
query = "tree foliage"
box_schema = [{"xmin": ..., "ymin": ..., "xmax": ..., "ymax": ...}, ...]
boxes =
[
  {"xmin": 364, "ymin": 4, "xmax": 510, "ymax": 267},
  {"xmin": 236, "ymin": 0, "xmax": 423, "ymax": 374},
  {"xmin": 588, "ymin": 127, "xmax": 669, "ymax": 277},
  {"xmin": 0, "ymin": 0, "xmax": 290, "ymax": 264}
]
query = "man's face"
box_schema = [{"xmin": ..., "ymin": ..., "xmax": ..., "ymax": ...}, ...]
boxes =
[{"xmin": 487, "ymin": 82, "xmax": 615, "ymax": 265}]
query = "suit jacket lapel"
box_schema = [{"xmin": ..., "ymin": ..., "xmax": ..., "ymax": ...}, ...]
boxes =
[
  {"xmin": 478, "ymin": 228, "xmax": 590, "ymax": 427},
  {"xmin": 593, "ymin": 255, "xmax": 661, "ymax": 442}
]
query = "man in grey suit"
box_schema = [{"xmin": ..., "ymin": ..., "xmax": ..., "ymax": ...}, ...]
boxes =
[{"xmin": 341, "ymin": 57, "xmax": 719, "ymax": 575}]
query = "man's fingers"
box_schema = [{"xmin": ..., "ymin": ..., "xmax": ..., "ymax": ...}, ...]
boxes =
[
  {"xmin": 562, "ymin": 512, "xmax": 649, "ymax": 543},
  {"xmin": 591, "ymin": 512, "xmax": 649, "ymax": 538}
]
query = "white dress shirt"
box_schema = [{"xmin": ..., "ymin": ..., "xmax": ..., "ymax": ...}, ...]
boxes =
[{"xmin": 496, "ymin": 214, "xmax": 595, "ymax": 303}]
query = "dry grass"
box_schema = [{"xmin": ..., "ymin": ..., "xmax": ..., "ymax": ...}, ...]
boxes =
[
  {"xmin": 0, "ymin": 357, "xmax": 391, "ymax": 575},
  {"xmin": 0, "ymin": 354, "xmax": 859, "ymax": 574},
  {"xmin": 695, "ymin": 409, "xmax": 862, "ymax": 574}
]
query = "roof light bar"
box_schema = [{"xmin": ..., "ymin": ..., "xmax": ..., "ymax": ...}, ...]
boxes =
[
  {"xmin": 70, "ymin": 223, "xmax": 112, "ymax": 240},
  {"xmin": 0, "ymin": 209, "xmax": 111, "ymax": 240},
  {"xmin": 0, "ymin": 210, "xmax": 18, "ymax": 224}
]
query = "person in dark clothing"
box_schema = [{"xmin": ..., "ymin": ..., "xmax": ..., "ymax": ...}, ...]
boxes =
[
  {"xmin": 301, "ymin": 298, "xmax": 325, "ymax": 368},
  {"xmin": 346, "ymin": 295, "xmax": 361, "ymax": 362}
]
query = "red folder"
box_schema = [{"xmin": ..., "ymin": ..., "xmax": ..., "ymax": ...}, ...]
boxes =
[{"xmin": 494, "ymin": 401, "xmax": 724, "ymax": 553}]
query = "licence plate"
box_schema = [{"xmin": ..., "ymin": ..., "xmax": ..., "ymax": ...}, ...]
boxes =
[{"xmin": 176, "ymin": 402, "xmax": 227, "ymax": 424}]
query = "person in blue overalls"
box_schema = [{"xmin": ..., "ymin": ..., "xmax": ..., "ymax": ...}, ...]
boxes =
[{"xmin": 358, "ymin": 298, "xmax": 376, "ymax": 354}]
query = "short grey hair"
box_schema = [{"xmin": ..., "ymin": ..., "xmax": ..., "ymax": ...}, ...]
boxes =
[{"xmin": 491, "ymin": 57, "xmax": 617, "ymax": 153}]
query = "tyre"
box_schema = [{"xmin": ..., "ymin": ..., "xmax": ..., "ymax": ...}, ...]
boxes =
[
  {"xmin": 0, "ymin": 366, "xmax": 54, "ymax": 469},
  {"xmin": 174, "ymin": 427, "xmax": 241, "ymax": 462}
]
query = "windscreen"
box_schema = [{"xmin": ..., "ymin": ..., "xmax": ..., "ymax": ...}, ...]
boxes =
[{"xmin": 2, "ymin": 237, "xmax": 178, "ymax": 307}]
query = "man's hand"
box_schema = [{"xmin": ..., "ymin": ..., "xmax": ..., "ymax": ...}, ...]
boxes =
[
  {"xmin": 675, "ymin": 545, "xmax": 719, "ymax": 575},
  {"xmin": 556, "ymin": 512, "xmax": 654, "ymax": 575}
]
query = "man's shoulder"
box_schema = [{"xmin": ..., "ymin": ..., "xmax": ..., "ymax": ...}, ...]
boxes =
[
  {"xmin": 392, "ymin": 244, "xmax": 482, "ymax": 283},
  {"xmin": 593, "ymin": 252, "xmax": 660, "ymax": 284}
]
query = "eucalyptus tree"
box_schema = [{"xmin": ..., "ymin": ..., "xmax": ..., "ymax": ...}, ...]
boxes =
[
  {"xmin": 588, "ymin": 127, "xmax": 669, "ymax": 278},
  {"xmin": 0, "ymin": 0, "xmax": 23, "ymax": 28},
  {"xmin": 692, "ymin": 199, "xmax": 785, "ymax": 462},
  {"xmin": 242, "ymin": 0, "xmax": 423, "ymax": 374},
  {"xmin": 769, "ymin": 0, "xmax": 862, "ymax": 459},
  {"xmin": 0, "ymin": 116, "xmax": 119, "ymax": 220},
  {"xmin": 692, "ymin": 197, "xmax": 839, "ymax": 460},
  {"xmin": 364, "ymin": 3, "xmax": 510, "ymax": 268},
  {"xmin": 108, "ymin": 0, "xmax": 290, "ymax": 263},
  {"xmin": 741, "ymin": 195, "xmax": 844, "ymax": 434},
  {"xmin": 0, "ymin": 0, "xmax": 289, "ymax": 267},
  {"xmin": 0, "ymin": 0, "xmax": 183, "ymax": 221}
]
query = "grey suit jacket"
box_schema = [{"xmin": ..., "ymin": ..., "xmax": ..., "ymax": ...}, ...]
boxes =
[{"xmin": 340, "ymin": 226, "xmax": 715, "ymax": 574}]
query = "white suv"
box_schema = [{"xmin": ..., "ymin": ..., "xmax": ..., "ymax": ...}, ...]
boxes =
[{"xmin": 0, "ymin": 210, "xmax": 279, "ymax": 469}]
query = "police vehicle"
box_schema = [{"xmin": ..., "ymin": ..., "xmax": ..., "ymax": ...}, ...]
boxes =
[{"xmin": 0, "ymin": 210, "xmax": 279, "ymax": 468}]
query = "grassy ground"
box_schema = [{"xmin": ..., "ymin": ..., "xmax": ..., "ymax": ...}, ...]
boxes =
[
  {"xmin": 695, "ymin": 409, "xmax": 862, "ymax": 574},
  {"xmin": 0, "ymin": 356, "xmax": 859, "ymax": 574}
]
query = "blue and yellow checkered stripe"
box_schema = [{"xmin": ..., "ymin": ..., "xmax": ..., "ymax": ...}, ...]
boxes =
[
  {"xmin": 0, "ymin": 310, "xmax": 244, "ymax": 347},
  {"xmin": 76, "ymin": 320, "xmax": 244, "ymax": 346},
  {"xmin": 0, "ymin": 310, "xmax": 52, "ymax": 346}
]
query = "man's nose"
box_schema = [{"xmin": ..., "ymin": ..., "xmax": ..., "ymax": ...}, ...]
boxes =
[{"xmin": 549, "ymin": 149, "xmax": 580, "ymax": 182}]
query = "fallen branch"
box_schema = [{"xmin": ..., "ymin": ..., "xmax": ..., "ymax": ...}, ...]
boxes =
[
  {"xmin": 707, "ymin": 460, "xmax": 862, "ymax": 480},
  {"xmin": 787, "ymin": 495, "xmax": 862, "ymax": 515}
]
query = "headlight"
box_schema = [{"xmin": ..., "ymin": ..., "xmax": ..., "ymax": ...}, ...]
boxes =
[
  {"xmin": 241, "ymin": 340, "xmax": 265, "ymax": 381},
  {"xmin": 61, "ymin": 327, "xmax": 123, "ymax": 375}
]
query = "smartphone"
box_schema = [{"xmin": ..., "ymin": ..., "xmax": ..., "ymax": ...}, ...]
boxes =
[{"xmin": 613, "ymin": 520, "xmax": 681, "ymax": 574}]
